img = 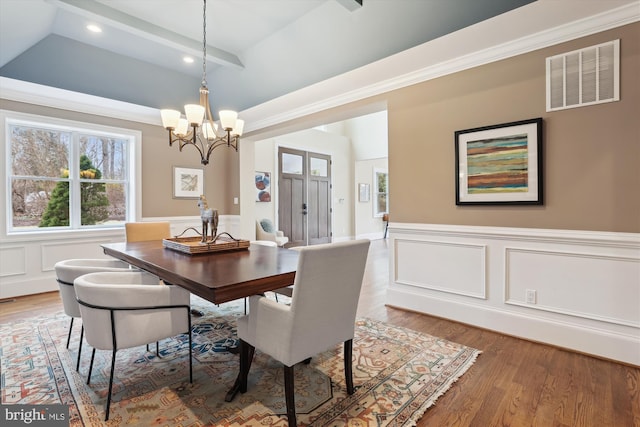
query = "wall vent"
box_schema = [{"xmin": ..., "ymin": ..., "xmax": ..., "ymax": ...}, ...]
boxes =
[{"xmin": 546, "ymin": 39, "xmax": 619, "ymax": 112}]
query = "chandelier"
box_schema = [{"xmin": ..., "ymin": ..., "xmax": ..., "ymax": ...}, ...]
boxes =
[{"xmin": 160, "ymin": 0, "xmax": 243, "ymax": 165}]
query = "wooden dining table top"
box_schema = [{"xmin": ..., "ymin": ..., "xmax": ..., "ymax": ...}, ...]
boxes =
[{"xmin": 101, "ymin": 241, "xmax": 298, "ymax": 305}]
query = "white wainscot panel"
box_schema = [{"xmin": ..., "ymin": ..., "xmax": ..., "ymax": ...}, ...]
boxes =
[
  {"xmin": 395, "ymin": 238, "xmax": 486, "ymax": 299},
  {"xmin": 505, "ymin": 248, "xmax": 640, "ymax": 327},
  {"xmin": 41, "ymin": 240, "xmax": 114, "ymax": 271},
  {"xmin": 0, "ymin": 246, "xmax": 26, "ymax": 277}
]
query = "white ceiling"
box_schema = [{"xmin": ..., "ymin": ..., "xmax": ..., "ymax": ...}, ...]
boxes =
[{"xmin": 0, "ymin": 0, "xmax": 538, "ymax": 110}]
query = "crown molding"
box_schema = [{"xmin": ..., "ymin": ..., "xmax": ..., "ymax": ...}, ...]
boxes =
[{"xmin": 0, "ymin": 77, "xmax": 161, "ymax": 125}]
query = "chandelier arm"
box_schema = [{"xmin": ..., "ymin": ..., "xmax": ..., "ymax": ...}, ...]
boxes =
[
  {"xmin": 204, "ymin": 135, "xmax": 239, "ymax": 164},
  {"xmin": 168, "ymin": 130, "xmax": 194, "ymax": 147},
  {"xmin": 179, "ymin": 139, "xmax": 207, "ymax": 164}
]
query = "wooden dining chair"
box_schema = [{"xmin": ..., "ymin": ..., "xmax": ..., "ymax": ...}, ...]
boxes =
[
  {"xmin": 125, "ymin": 221, "xmax": 206, "ymax": 317},
  {"xmin": 235, "ymin": 239, "xmax": 371, "ymax": 426},
  {"xmin": 124, "ymin": 221, "xmax": 171, "ymax": 242}
]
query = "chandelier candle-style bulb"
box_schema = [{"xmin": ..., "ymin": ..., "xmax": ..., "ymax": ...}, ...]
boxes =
[
  {"xmin": 219, "ymin": 110, "xmax": 237, "ymax": 130},
  {"xmin": 161, "ymin": 109, "xmax": 181, "ymax": 129},
  {"xmin": 175, "ymin": 119, "xmax": 189, "ymax": 136},
  {"xmin": 185, "ymin": 104, "xmax": 205, "ymax": 127},
  {"xmin": 231, "ymin": 119, "xmax": 244, "ymax": 137},
  {"xmin": 203, "ymin": 122, "xmax": 217, "ymax": 140}
]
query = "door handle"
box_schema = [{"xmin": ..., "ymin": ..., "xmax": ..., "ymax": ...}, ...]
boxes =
[{"xmin": 302, "ymin": 203, "xmax": 307, "ymax": 215}]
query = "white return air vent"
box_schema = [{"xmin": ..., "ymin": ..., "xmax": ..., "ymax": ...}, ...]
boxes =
[{"xmin": 546, "ymin": 39, "xmax": 619, "ymax": 112}]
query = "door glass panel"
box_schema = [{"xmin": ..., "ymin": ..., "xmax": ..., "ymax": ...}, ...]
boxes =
[
  {"xmin": 310, "ymin": 157, "xmax": 328, "ymax": 177},
  {"xmin": 282, "ymin": 153, "xmax": 303, "ymax": 174}
]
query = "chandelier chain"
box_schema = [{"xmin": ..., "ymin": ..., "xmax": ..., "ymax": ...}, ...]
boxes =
[{"xmin": 202, "ymin": 0, "xmax": 207, "ymax": 87}]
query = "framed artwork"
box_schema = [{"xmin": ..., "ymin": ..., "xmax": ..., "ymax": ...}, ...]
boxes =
[
  {"xmin": 173, "ymin": 166, "xmax": 204, "ymax": 199},
  {"xmin": 455, "ymin": 118, "xmax": 543, "ymax": 205},
  {"xmin": 255, "ymin": 171, "xmax": 271, "ymax": 202},
  {"xmin": 359, "ymin": 183, "xmax": 370, "ymax": 202}
]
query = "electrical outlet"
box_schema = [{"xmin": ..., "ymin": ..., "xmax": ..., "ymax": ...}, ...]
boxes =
[{"xmin": 526, "ymin": 289, "xmax": 537, "ymax": 304}]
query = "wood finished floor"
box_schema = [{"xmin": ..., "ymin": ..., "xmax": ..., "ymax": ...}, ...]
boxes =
[{"xmin": 1, "ymin": 238, "xmax": 638, "ymax": 426}]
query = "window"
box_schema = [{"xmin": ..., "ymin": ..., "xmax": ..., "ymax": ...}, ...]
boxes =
[
  {"xmin": 373, "ymin": 168, "xmax": 388, "ymax": 217},
  {"xmin": 5, "ymin": 112, "xmax": 138, "ymax": 233}
]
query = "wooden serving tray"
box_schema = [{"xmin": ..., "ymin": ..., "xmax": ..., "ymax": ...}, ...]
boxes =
[{"xmin": 163, "ymin": 236, "xmax": 250, "ymax": 255}]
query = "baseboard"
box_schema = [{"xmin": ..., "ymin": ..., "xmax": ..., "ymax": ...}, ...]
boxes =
[{"xmin": 387, "ymin": 287, "xmax": 639, "ymax": 366}]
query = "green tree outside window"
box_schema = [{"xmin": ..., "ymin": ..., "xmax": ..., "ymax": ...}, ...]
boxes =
[{"xmin": 40, "ymin": 155, "xmax": 109, "ymax": 227}]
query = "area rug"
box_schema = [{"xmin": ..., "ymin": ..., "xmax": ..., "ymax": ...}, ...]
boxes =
[{"xmin": 1, "ymin": 296, "xmax": 480, "ymax": 426}]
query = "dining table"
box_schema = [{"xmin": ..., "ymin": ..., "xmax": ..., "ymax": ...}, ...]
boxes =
[{"xmin": 101, "ymin": 240, "xmax": 298, "ymax": 305}]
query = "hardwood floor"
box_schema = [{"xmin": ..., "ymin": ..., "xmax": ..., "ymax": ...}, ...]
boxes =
[{"xmin": 1, "ymin": 238, "xmax": 638, "ymax": 426}]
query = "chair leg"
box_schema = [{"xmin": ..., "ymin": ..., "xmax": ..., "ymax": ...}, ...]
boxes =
[
  {"xmin": 156, "ymin": 341, "xmax": 160, "ymax": 357},
  {"xmin": 66, "ymin": 318, "xmax": 74, "ymax": 349},
  {"xmin": 284, "ymin": 365, "xmax": 297, "ymax": 427},
  {"xmin": 76, "ymin": 325, "xmax": 84, "ymax": 372},
  {"xmin": 105, "ymin": 349, "xmax": 117, "ymax": 421},
  {"xmin": 87, "ymin": 348, "xmax": 96, "ymax": 385},
  {"xmin": 344, "ymin": 339, "xmax": 355, "ymax": 395},
  {"xmin": 188, "ymin": 314, "xmax": 193, "ymax": 383}
]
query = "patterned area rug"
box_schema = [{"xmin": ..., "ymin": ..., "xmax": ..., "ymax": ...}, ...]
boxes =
[{"xmin": 1, "ymin": 296, "xmax": 480, "ymax": 426}]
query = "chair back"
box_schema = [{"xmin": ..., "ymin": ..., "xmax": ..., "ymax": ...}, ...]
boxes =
[
  {"xmin": 125, "ymin": 221, "xmax": 171, "ymax": 242},
  {"xmin": 256, "ymin": 219, "xmax": 275, "ymax": 241},
  {"xmin": 74, "ymin": 271, "xmax": 190, "ymax": 350},
  {"xmin": 287, "ymin": 239, "xmax": 370, "ymax": 362},
  {"xmin": 54, "ymin": 259, "xmax": 130, "ymax": 317}
]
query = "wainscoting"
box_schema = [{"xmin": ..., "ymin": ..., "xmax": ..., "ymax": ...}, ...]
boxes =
[
  {"xmin": 386, "ymin": 223, "xmax": 640, "ymax": 365},
  {"xmin": 0, "ymin": 216, "xmax": 241, "ymax": 299}
]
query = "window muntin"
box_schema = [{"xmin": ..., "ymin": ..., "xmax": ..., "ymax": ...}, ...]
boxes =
[{"xmin": 6, "ymin": 114, "xmax": 135, "ymax": 233}]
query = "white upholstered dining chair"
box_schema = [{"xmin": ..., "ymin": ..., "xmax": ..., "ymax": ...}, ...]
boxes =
[
  {"xmin": 256, "ymin": 219, "xmax": 289, "ymax": 247},
  {"xmin": 54, "ymin": 258, "xmax": 131, "ymax": 372},
  {"xmin": 74, "ymin": 270, "xmax": 192, "ymax": 421},
  {"xmin": 235, "ymin": 239, "xmax": 370, "ymax": 426}
]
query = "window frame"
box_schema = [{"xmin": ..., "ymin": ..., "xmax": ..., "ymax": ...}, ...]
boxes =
[
  {"xmin": 3, "ymin": 110, "xmax": 141, "ymax": 235},
  {"xmin": 373, "ymin": 167, "xmax": 388, "ymax": 218}
]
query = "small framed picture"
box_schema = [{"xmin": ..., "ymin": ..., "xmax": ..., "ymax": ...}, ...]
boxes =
[
  {"xmin": 455, "ymin": 118, "xmax": 543, "ymax": 205},
  {"xmin": 173, "ymin": 166, "xmax": 204, "ymax": 199},
  {"xmin": 255, "ymin": 171, "xmax": 271, "ymax": 202}
]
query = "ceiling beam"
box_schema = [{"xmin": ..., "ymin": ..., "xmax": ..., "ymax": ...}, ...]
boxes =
[
  {"xmin": 335, "ymin": 0, "xmax": 363, "ymax": 12},
  {"xmin": 49, "ymin": 0, "xmax": 244, "ymax": 69}
]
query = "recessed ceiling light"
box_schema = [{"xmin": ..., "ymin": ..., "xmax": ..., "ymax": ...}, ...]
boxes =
[
  {"xmin": 183, "ymin": 56, "xmax": 194, "ymax": 64},
  {"xmin": 86, "ymin": 24, "xmax": 102, "ymax": 33}
]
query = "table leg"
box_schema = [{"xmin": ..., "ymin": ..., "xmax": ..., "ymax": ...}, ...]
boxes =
[{"xmin": 225, "ymin": 340, "xmax": 254, "ymax": 402}]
